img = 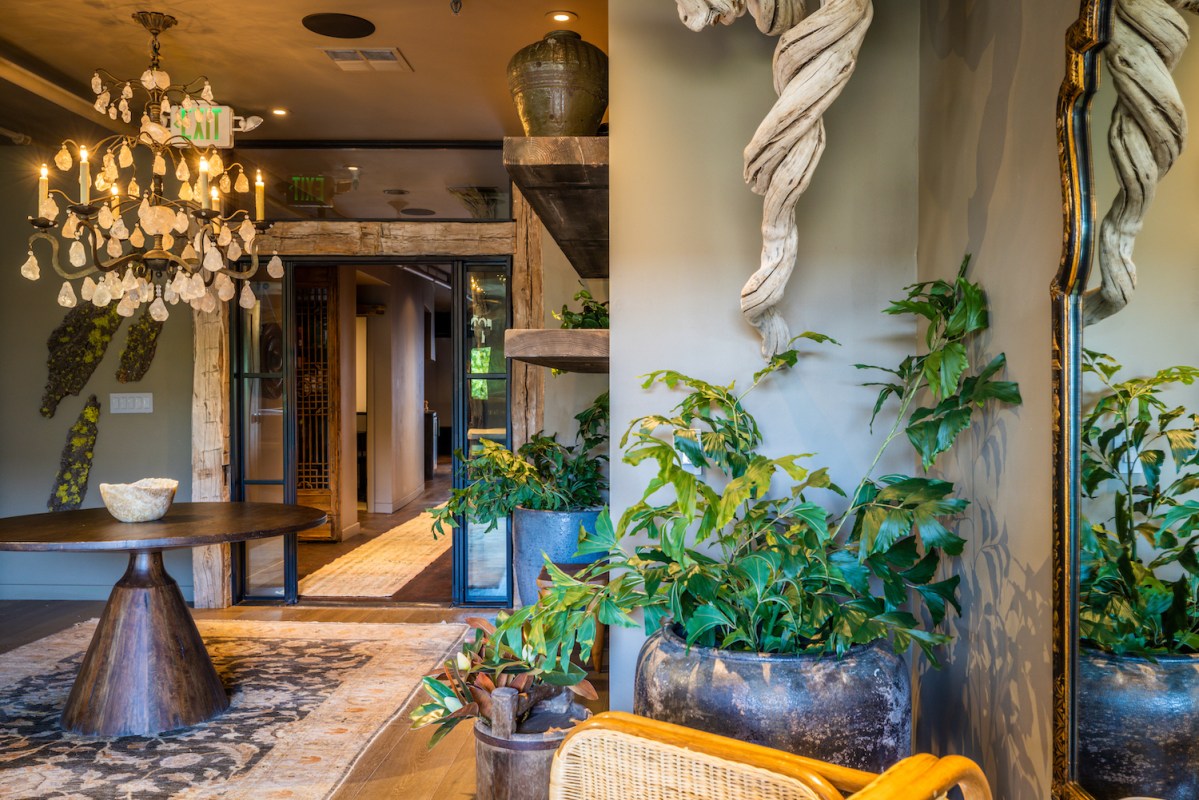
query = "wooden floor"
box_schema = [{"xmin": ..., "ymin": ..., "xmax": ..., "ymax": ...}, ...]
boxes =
[
  {"xmin": 0, "ymin": 600, "xmax": 607, "ymax": 798},
  {"xmin": 298, "ymin": 464, "xmax": 453, "ymax": 603}
]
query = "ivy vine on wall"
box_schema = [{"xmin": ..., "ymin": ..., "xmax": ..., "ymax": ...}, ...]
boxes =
[
  {"xmin": 40, "ymin": 304, "xmax": 123, "ymax": 418},
  {"xmin": 116, "ymin": 308, "xmax": 165, "ymax": 383},
  {"xmin": 49, "ymin": 394, "xmax": 101, "ymax": 512}
]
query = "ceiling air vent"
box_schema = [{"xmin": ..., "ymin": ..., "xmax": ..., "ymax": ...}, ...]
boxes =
[{"xmin": 321, "ymin": 48, "xmax": 412, "ymax": 72}]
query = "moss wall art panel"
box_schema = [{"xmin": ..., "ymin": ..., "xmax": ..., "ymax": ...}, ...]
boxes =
[
  {"xmin": 40, "ymin": 304, "xmax": 123, "ymax": 418},
  {"xmin": 116, "ymin": 308, "xmax": 165, "ymax": 383},
  {"xmin": 48, "ymin": 394, "xmax": 101, "ymax": 512}
]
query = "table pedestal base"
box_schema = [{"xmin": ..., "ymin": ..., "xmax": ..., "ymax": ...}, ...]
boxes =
[{"xmin": 61, "ymin": 550, "xmax": 230, "ymax": 737}]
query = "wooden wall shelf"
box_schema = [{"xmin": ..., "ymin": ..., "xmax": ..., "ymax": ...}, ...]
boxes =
[
  {"xmin": 504, "ymin": 136, "xmax": 609, "ymax": 279},
  {"xmin": 505, "ymin": 329, "xmax": 609, "ymax": 374}
]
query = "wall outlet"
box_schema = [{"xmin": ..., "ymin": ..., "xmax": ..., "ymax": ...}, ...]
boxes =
[{"xmin": 110, "ymin": 392, "xmax": 153, "ymax": 414}]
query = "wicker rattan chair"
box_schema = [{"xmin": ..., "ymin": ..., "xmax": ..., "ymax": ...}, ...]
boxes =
[{"xmin": 549, "ymin": 712, "xmax": 991, "ymax": 800}]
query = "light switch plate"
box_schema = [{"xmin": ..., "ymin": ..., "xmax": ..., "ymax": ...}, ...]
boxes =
[{"xmin": 110, "ymin": 392, "xmax": 153, "ymax": 414}]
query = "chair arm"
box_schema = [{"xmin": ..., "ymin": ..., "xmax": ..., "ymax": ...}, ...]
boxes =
[{"xmin": 849, "ymin": 754, "xmax": 992, "ymax": 800}]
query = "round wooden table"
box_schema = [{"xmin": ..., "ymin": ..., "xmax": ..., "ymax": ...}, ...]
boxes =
[{"xmin": 0, "ymin": 502, "xmax": 326, "ymax": 737}]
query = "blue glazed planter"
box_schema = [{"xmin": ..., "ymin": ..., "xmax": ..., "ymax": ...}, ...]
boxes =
[
  {"xmin": 634, "ymin": 624, "xmax": 911, "ymax": 773},
  {"xmin": 1078, "ymin": 648, "xmax": 1199, "ymax": 800},
  {"xmin": 511, "ymin": 507, "xmax": 600, "ymax": 607}
]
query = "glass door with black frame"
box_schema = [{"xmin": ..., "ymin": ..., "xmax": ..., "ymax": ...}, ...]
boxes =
[
  {"xmin": 453, "ymin": 260, "xmax": 513, "ymax": 606},
  {"xmin": 230, "ymin": 272, "xmax": 297, "ymax": 602}
]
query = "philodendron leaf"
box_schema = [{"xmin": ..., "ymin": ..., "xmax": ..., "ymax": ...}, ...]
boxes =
[
  {"xmin": 916, "ymin": 576, "xmax": 962, "ymax": 625},
  {"xmin": 685, "ymin": 604, "xmax": 733, "ymax": 645},
  {"xmin": 1165, "ymin": 428, "xmax": 1197, "ymax": 467},
  {"xmin": 924, "ymin": 342, "xmax": 969, "ymax": 400},
  {"xmin": 906, "ymin": 405, "xmax": 974, "ymax": 471}
]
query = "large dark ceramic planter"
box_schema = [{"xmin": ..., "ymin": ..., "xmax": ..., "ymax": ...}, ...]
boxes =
[
  {"xmin": 634, "ymin": 625, "xmax": 911, "ymax": 773},
  {"xmin": 1078, "ymin": 648, "xmax": 1199, "ymax": 800},
  {"xmin": 512, "ymin": 507, "xmax": 599, "ymax": 606},
  {"xmin": 474, "ymin": 689, "xmax": 591, "ymax": 800},
  {"xmin": 506, "ymin": 30, "xmax": 608, "ymax": 136}
]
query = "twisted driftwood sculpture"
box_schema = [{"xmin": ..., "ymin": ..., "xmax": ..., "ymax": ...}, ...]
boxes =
[
  {"xmin": 676, "ymin": 0, "xmax": 873, "ymax": 355},
  {"xmin": 1087, "ymin": 0, "xmax": 1198, "ymax": 324}
]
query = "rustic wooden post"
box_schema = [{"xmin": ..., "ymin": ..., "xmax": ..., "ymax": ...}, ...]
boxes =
[
  {"xmin": 511, "ymin": 186, "xmax": 545, "ymax": 448},
  {"xmin": 191, "ymin": 304, "xmax": 232, "ymax": 608}
]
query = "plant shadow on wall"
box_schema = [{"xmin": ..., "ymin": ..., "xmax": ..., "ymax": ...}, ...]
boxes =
[
  {"xmin": 569, "ymin": 257, "xmax": 1022, "ymax": 771},
  {"xmin": 915, "ymin": 344, "xmax": 1047, "ymax": 797}
]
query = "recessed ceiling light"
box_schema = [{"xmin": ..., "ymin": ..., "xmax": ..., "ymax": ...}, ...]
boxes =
[
  {"xmin": 271, "ymin": 108, "xmax": 288, "ymax": 116},
  {"xmin": 547, "ymin": 10, "xmax": 577, "ymax": 23},
  {"xmin": 302, "ymin": 13, "xmax": 376, "ymax": 39},
  {"xmin": 347, "ymin": 165, "xmax": 359, "ymax": 172}
]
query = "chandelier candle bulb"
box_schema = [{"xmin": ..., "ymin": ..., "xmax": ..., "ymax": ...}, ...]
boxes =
[
  {"xmin": 255, "ymin": 170, "xmax": 264, "ymax": 220},
  {"xmin": 110, "ymin": 185, "xmax": 119, "ymax": 211},
  {"xmin": 198, "ymin": 157, "xmax": 210, "ymax": 209},
  {"xmin": 38, "ymin": 165, "xmax": 48, "ymax": 214},
  {"xmin": 79, "ymin": 147, "xmax": 89, "ymax": 205}
]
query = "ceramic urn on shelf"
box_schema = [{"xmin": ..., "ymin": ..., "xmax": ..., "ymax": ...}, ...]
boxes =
[{"xmin": 506, "ymin": 30, "xmax": 608, "ymax": 137}]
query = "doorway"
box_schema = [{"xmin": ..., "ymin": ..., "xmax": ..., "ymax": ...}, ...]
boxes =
[{"xmin": 229, "ymin": 257, "xmax": 514, "ymax": 607}]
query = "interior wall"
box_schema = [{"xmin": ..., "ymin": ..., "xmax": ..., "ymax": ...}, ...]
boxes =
[
  {"xmin": 358, "ymin": 266, "xmax": 428, "ymax": 514},
  {"xmin": 915, "ymin": 2, "xmax": 1078, "ymax": 796},
  {"xmin": 608, "ymin": 0, "xmax": 920, "ymax": 710},
  {"xmin": 0, "ymin": 148, "xmax": 196, "ymax": 600}
]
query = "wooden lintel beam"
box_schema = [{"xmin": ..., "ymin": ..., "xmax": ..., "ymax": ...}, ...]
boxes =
[{"xmin": 257, "ymin": 221, "xmax": 517, "ymax": 258}]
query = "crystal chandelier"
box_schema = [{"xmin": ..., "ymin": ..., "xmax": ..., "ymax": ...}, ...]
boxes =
[{"xmin": 20, "ymin": 10, "xmax": 281, "ymax": 322}]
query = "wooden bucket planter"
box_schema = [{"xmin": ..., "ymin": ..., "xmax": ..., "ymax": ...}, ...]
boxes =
[{"xmin": 474, "ymin": 687, "xmax": 591, "ymax": 800}]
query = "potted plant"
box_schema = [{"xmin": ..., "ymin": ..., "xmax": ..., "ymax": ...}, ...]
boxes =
[
  {"xmin": 431, "ymin": 392, "xmax": 608, "ymax": 606},
  {"xmin": 574, "ymin": 259, "xmax": 1021, "ymax": 772},
  {"xmin": 412, "ymin": 562, "xmax": 639, "ymax": 800},
  {"xmin": 554, "ymin": 285, "xmax": 609, "ymax": 329},
  {"xmin": 1076, "ymin": 351, "xmax": 1199, "ymax": 800}
]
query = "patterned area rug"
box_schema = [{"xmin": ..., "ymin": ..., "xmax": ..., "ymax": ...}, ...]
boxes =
[
  {"xmin": 0, "ymin": 618, "xmax": 466, "ymax": 799},
  {"xmin": 299, "ymin": 509, "xmax": 451, "ymax": 598}
]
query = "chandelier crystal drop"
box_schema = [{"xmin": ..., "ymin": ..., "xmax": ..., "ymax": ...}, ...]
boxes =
[{"xmin": 24, "ymin": 10, "xmax": 275, "ymax": 321}]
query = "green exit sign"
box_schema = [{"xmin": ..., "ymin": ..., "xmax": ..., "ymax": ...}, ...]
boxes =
[
  {"xmin": 287, "ymin": 176, "xmax": 333, "ymax": 207},
  {"xmin": 169, "ymin": 105, "xmax": 233, "ymax": 148}
]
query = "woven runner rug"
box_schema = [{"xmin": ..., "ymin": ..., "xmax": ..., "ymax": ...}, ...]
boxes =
[
  {"xmin": 299, "ymin": 508, "xmax": 450, "ymax": 598},
  {"xmin": 0, "ymin": 618, "xmax": 466, "ymax": 799}
]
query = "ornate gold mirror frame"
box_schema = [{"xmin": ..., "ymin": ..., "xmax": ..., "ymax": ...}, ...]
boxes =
[{"xmin": 1052, "ymin": 1, "xmax": 1111, "ymax": 797}]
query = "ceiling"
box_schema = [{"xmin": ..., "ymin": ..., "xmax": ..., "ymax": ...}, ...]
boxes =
[{"xmin": 0, "ymin": 0, "xmax": 609, "ymax": 145}]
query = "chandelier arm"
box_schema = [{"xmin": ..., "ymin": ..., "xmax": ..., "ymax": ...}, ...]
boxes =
[
  {"xmin": 30, "ymin": 232, "xmax": 100, "ymax": 281},
  {"xmin": 217, "ymin": 239, "xmax": 262, "ymax": 280},
  {"xmin": 77, "ymin": 220, "xmax": 134, "ymax": 275}
]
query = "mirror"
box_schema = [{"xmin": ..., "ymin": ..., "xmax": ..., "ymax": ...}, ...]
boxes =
[{"xmin": 1056, "ymin": 1, "xmax": 1199, "ymax": 798}]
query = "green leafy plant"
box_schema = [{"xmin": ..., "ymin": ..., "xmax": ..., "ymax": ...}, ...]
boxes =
[
  {"xmin": 579, "ymin": 257, "xmax": 1021, "ymax": 665},
  {"xmin": 1079, "ymin": 351, "xmax": 1199, "ymax": 656},
  {"xmin": 411, "ymin": 560, "xmax": 639, "ymax": 746},
  {"xmin": 554, "ymin": 286, "xmax": 609, "ymax": 330},
  {"xmin": 430, "ymin": 392, "xmax": 609, "ymax": 537}
]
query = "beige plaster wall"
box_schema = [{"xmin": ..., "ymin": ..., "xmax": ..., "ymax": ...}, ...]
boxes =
[
  {"xmin": 608, "ymin": 0, "xmax": 920, "ymax": 711},
  {"xmin": 915, "ymin": 2, "xmax": 1080, "ymax": 796}
]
